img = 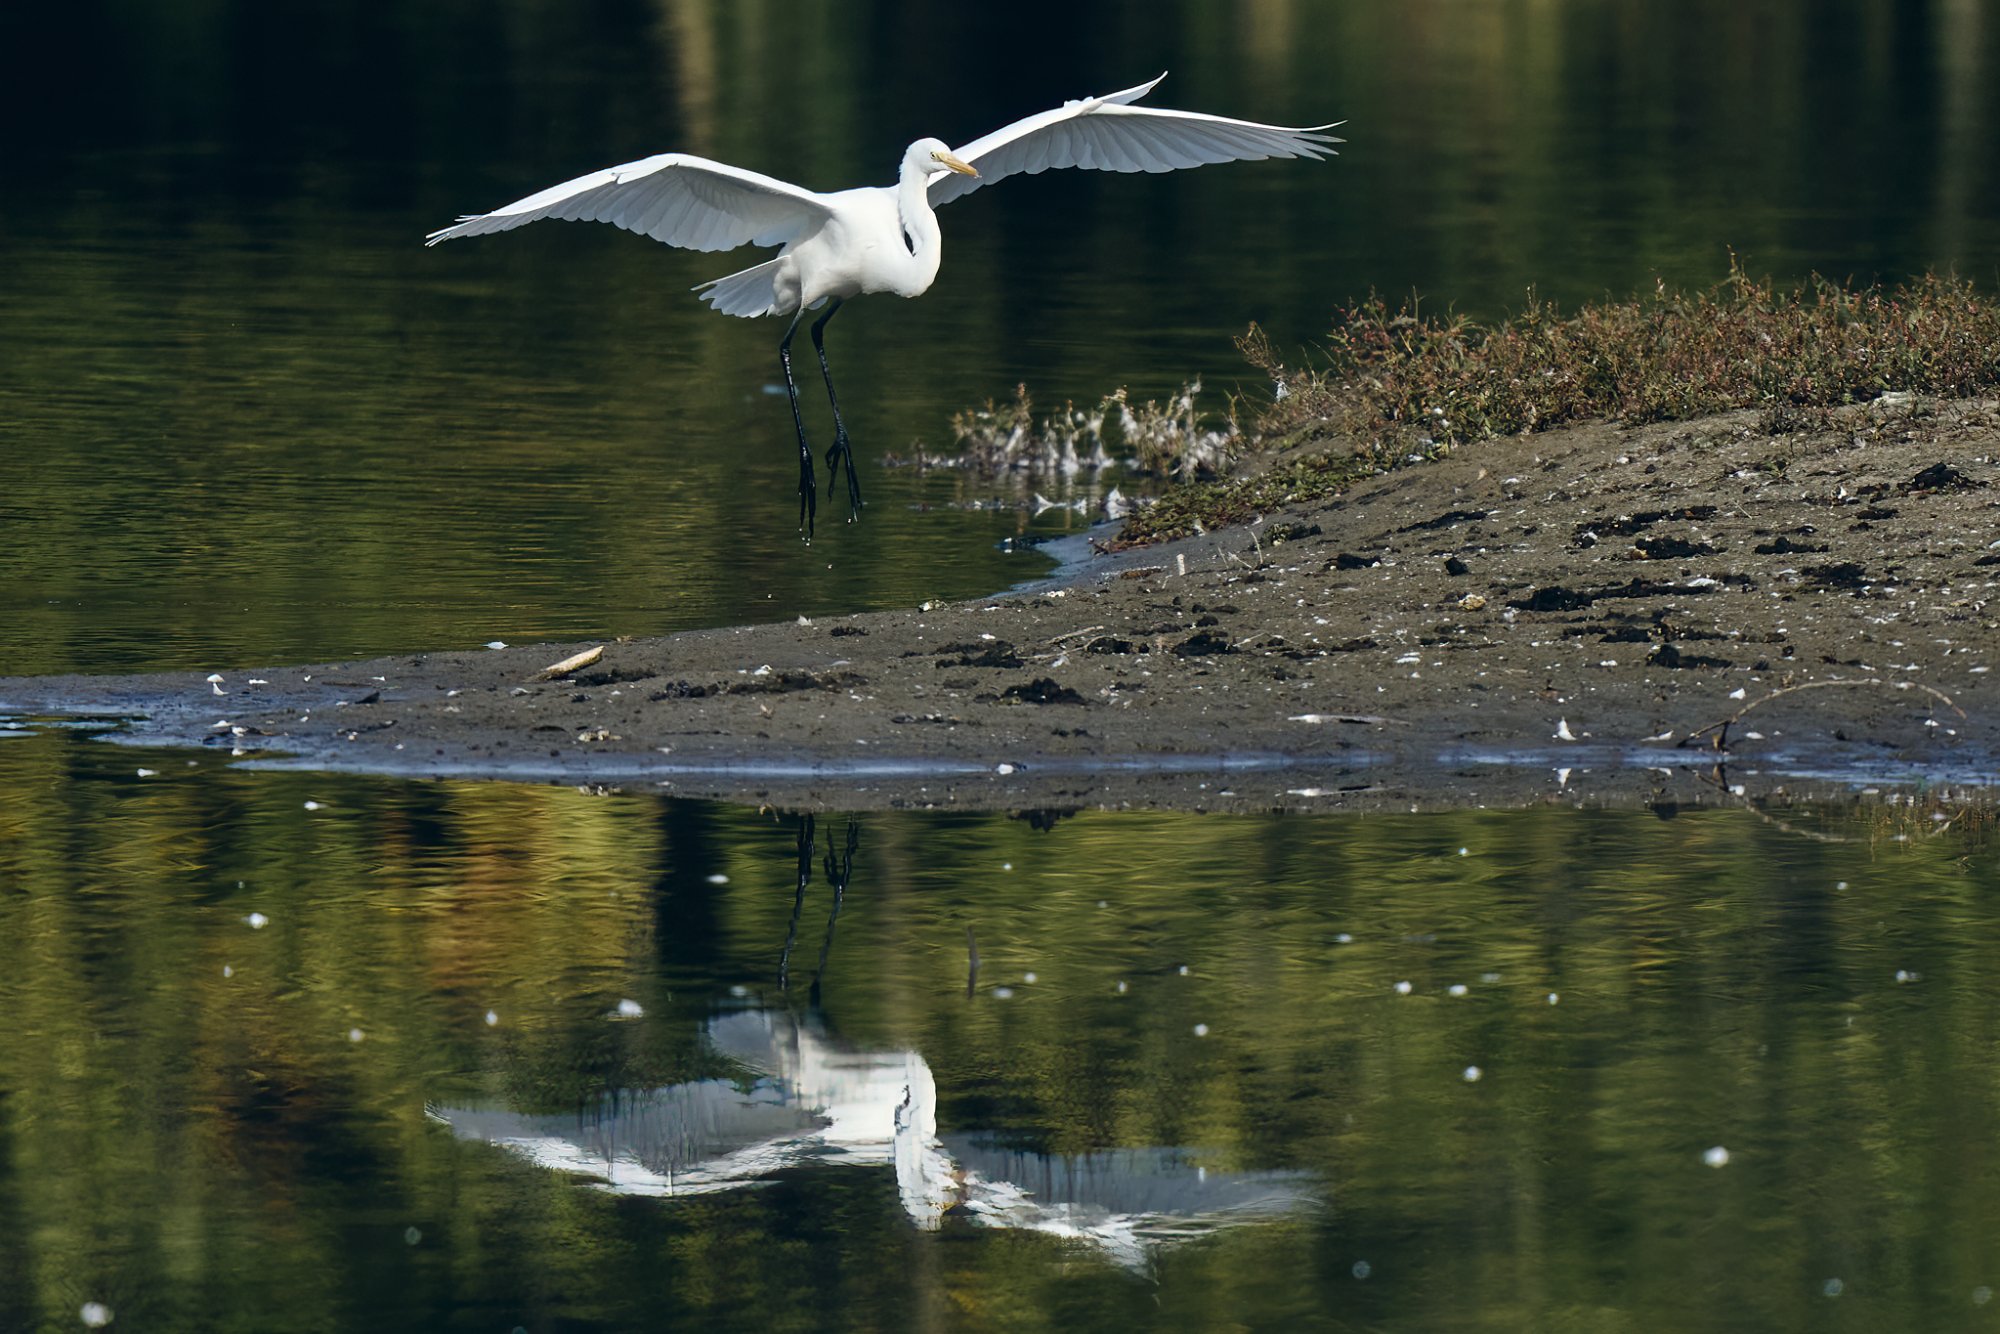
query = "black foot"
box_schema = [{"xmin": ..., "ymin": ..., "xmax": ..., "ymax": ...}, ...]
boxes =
[{"xmin": 825, "ymin": 436, "xmax": 864, "ymax": 522}]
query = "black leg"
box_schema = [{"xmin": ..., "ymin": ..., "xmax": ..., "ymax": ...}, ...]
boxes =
[
  {"xmin": 810, "ymin": 299, "xmax": 863, "ymax": 520},
  {"xmin": 779, "ymin": 312, "xmax": 815, "ymax": 538}
]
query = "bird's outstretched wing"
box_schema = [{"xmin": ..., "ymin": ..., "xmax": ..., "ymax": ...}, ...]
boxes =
[
  {"xmin": 930, "ymin": 73, "xmax": 1342, "ymax": 208},
  {"xmin": 426, "ymin": 153, "xmax": 834, "ymax": 251}
]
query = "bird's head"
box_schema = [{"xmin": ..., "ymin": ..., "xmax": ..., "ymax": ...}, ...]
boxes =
[{"xmin": 907, "ymin": 137, "xmax": 979, "ymax": 180}]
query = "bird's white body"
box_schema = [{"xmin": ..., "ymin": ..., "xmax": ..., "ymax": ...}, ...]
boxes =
[
  {"xmin": 427, "ymin": 74, "xmax": 1341, "ymax": 531},
  {"xmin": 713, "ymin": 147, "xmax": 951, "ymax": 319}
]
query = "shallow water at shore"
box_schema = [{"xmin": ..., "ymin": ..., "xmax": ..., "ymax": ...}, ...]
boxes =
[{"xmin": 5, "ymin": 726, "xmax": 1999, "ymax": 1331}]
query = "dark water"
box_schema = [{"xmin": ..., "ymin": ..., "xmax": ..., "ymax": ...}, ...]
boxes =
[
  {"xmin": 5, "ymin": 0, "xmax": 2000, "ymax": 673},
  {"xmin": 7, "ymin": 3, "xmax": 2000, "ymax": 1329},
  {"xmin": 4, "ymin": 728, "xmax": 2000, "ymax": 1331}
]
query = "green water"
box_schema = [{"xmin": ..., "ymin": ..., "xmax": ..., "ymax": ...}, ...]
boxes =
[
  {"xmin": 3, "ymin": 728, "xmax": 1999, "ymax": 1331},
  {"xmin": 7, "ymin": 3, "xmax": 2000, "ymax": 1328}
]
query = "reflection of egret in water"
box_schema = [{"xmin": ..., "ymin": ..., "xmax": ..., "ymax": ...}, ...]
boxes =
[
  {"xmin": 435, "ymin": 814, "xmax": 1309, "ymax": 1262},
  {"xmin": 778, "ymin": 815, "xmax": 857, "ymax": 1004},
  {"xmin": 431, "ymin": 1007, "xmax": 1314, "ymax": 1267}
]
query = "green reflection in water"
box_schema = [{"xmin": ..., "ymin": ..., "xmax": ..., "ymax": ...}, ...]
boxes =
[{"xmin": 2, "ymin": 728, "xmax": 1998, "ymax": 1330}]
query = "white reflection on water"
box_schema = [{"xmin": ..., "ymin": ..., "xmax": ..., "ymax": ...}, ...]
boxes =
[{"xmin": 432, "ymin": 1007, "xmax": 1313, "ymax": 1268}]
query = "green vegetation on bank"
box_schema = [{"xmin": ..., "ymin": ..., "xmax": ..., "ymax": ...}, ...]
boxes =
[{"xmin": 958, "ymin": 265, "xmax": 2000, "ymax": 545}]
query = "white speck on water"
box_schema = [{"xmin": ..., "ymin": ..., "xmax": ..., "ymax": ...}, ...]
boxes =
[
  {"xmin": 1178, "ymin": 965, "xmax": 1191, "ymax": 976},
  {"xmin": 1116, "ymin": 981, "xmax": 1128, "ymax": 994},
  {"xmin": 80, "ymin": 1302, "xmax": 113, "ymax": 1328},
  {"xmin": 347, "ymin": 1028, "xmax": 364, "ymax": 1043},
  {"xmin": 136, "ymin": 768, "xmax": 156, "ymax": 778},
  {"xmin": 404, "ymin": 1226, "xmax": 422, "ymax": 1246},
  {"xmin": 728, "ymin": 984, "xmax": 749, "ymax": 998},
  {"xmin": 1448, "ymin": 984, "xmax": 1469, "ymax": 997},
  {"xmin": 1002, "ymin": 862, "xmax": 1013, "ymax": 871},
  {"xmin": 222, "ymin": 965, "xmax": 233, "ymax": 978},
  {"xmin": 1480, "ymin": 972, "xmax": 1501, "ymax": 984},
  {"xmin": 1823, "ymin": 1278, "xmax": 1844, "ymax": 1298},
  {"xmin": 1704, "ymin": 1146, "xmax": 1730, "ymax": 1167},
  {"xmin": 1335, "ymin": 933, "xmax": 1352, "ymax": 944},
  {"xmin": 705, "ymin": 873, "xmax": 729, "ymax": 885},
  {"xmin": 1193, "ymin": 1023, "xmax": 1209, "ymax": 1037},
  {"xmin": 1394, "ymin": 980, "xmax": 1413, "ymax": 995},
  {"xmin": 484, "ymin": 1010, "xmax": 499, "ymax": 1026},
  {"xmin": 245, "ymin": 912, "xmax": 268, "ymax": 929},
  {"xmin": 484, "ymin": 641, "xmax": 506, "ymax": 650},
  {"xmin": 995, "ymin": 762, "xmax": 1016, "ymax": 775},
  {"xmin": 304, "ymin": 800, "xmax": 322, "ymax": 811},
  {"xmin": 1554, "ymin": 718, "xmax": 1576, "ymax": 741},
  {"xmin": 991, "ymin": 986, "xmax": 1015, "ymax": 1000},
  {"xmin": 1895, "ymin": 969, "xmax": 1921, "ymax": 983},
  {"xmin": 1463, "ymin": 1065, "xmax": 1482, "ymax": 1082},
  {"xmin": 1836, "ymin": 881, "xmax": 1848, "ymax": 890},
  {"xmin": 1352, "ymin": 1260, "xmax": 1372, "ymax": 1280},
  {"xmin": 1975, "ymin": 1286, "xmax": 1993, "ymax": 1306},
  {"xmin": 1457, "ymin": 847, "xmax": 1469, "ymax": 856},
  {"xmin": 1547, "ymin": 992, "xmax": 1560, "ymax": 1005},
  {"xmin": 248, "ymin": 678, "xmax": 268, "ymax": 686},
  {"xmin": 614, "ymin": 999, "xmax": 644, "ymax": 1018}
]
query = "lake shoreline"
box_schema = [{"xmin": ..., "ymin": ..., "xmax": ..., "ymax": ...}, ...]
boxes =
[{"xmin": 7, "ymin": 399, "xmax": 1999, "ymax": 814}]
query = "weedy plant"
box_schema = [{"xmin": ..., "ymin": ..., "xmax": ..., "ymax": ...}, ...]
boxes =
[
  {"xmin": 945, "ymin": 381, "xmax": 1238, "ymax": 480},
  {"xmin": 1126, "ymin": 262, "xmax": 2000, "ymax": 542},
  {"xmin": 1248, "ymin": 259, "xmax": 2000, "ymax": 453}
]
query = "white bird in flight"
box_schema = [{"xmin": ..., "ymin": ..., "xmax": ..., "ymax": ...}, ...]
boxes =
[{"xmin": 428, "ymin": 73, "xmax": 1342, "ymax": 536}]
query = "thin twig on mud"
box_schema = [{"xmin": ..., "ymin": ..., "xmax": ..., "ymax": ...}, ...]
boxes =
[{"xmin": 1679, "ymin": 678, "xmax": 1966, "ymax": 752}]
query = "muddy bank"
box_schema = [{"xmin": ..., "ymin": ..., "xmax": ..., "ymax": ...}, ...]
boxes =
[{"xmin": 6, "ymin": 401, "xmax": 1998, "ymax": 812}]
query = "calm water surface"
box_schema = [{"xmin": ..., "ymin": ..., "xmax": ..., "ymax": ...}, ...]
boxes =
[
  {"xmin": 6, "ymin": 4, "xmax": 2000, "ymax": 1329},
  {"xmin": 3, "ymin": 728, "xmax": 1999, "ymax": 1330}
]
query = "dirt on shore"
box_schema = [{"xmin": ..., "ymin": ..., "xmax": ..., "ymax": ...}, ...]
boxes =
[{"xmin": 6, "ymin": 399, "xmax": 1999, "ymax": 813}]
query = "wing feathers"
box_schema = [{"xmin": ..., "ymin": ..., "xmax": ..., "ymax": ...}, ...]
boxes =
[
  {"xmin": 932, "ymin": 75, "xmax": 1341, "ymax": 207},
  {"xmin": 426, "ymin": 154, "xmax": 832, "ymax": 251}
]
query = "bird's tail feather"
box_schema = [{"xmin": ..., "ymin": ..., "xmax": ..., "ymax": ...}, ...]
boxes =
[{"xmin": 694, "ymin": 256, "xmax": 786, "ymax": 318}]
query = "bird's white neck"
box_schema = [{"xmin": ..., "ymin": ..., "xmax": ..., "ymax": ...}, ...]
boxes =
[{"xmin": 891, "ymin": 161, "xmax": 945, "ymax": 297}]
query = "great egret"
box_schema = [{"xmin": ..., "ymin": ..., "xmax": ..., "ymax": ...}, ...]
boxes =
[{"xmin": 427, "ymin": 73, "xmax": 1342, "ymax": 536}]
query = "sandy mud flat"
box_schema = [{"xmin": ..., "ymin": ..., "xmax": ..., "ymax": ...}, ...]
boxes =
[{"xmin": 6, "ymin": 403, "xmax": 1998, "ymax": 813}]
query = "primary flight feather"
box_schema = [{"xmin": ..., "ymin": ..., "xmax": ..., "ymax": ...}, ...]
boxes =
[{"xmin": 428, "ymin": 73, "xmax": 1342, "ymax": 536}]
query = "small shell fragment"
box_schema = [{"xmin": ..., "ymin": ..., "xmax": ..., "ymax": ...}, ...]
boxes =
[{"xmin": 532, "ymin": 645, "xmax": 604, "ymax": 681}]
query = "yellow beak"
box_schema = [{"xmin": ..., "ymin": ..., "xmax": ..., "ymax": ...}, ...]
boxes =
[{"xmin": 936, "ymin": 152, "xmax": 980, "ymax": 178}]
